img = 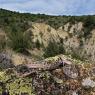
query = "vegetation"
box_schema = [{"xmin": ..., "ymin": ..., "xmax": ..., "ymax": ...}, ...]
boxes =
[
  {"xmin": 35, "ymin": 39, "xmax": 41, "ymax": 50},
  {"xmin": 0, "ymin": 8, "xmax": 95, "ymax": 56},
  {"xmin": 0, "ymin": 70, "xmax": 33, "ymax": 95},
  {"xmin": 44, "ymin": 40, "xmax": 65, "ymax": 58},
  {"xmin": 0, "ymin": 8, "xmax": 95, "ymax": 31},
  {"xmin": 0, "ymin": 35, "xmax": 6, "ymax": 51},
  {"xmin": 1, "ymin": 8, "xmax": 95, "ymax": 95},
  {"xmin": 8, "ymin": 31, "xmax": 32, "ymax": 53}
]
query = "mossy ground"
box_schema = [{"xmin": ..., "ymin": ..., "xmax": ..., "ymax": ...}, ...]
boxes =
[{"xmin": 0, "ymin": 70, "xmax": 34, "ymax": 95}]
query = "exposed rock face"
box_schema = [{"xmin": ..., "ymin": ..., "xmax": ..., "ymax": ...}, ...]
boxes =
[
  {"xmin": 25, "ymin": 22, "xmax": 95, "ymax": 62},
  {"xmin": 1, "ymin": 21, "xmax": 95, "ymax": 62},
  {"xmin": 0, "ymin": 53, "xmax": 14, "ymax": 69}
]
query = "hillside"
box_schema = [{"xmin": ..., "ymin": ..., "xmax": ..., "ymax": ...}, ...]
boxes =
[{"xmin": 0, "ymin": 9, "xmax": 95, "ymax": 63}]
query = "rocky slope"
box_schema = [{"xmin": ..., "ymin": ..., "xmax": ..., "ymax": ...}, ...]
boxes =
[{"xmin": 0, "ymin": 53, "xmax": 95, "ymax": 95}]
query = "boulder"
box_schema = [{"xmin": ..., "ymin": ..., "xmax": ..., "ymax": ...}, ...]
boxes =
[
  {"xmin": 82, "ymin": 77, "xmax": 95, "ymax": 88},
  {"xmin": 63, "ymin": 65, "xmax": 78, "ymax": 78},
  {"xmin": 0, "ymin": 53, "xmax": 14, "ymax": 69}
]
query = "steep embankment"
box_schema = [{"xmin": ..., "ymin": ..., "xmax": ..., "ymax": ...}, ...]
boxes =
[
  {"xmin": 1, "ymin": 21, "xmax": 95, "ymax": 63},
  {"xmin": 26, "ymin": 22, "xmax": 95, "ymax": 62}
]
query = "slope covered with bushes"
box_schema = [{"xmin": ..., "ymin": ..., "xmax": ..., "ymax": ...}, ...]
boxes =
[{"xmin": 0, "ymin": 8, "xmax": 95, "ymax": 62}]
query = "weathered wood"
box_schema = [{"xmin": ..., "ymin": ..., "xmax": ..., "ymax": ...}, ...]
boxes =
[
  {"xmin": 20, "ymin": 60, "xmax": 72, "ymax": 77},
  {"xmin": 26, "ymin": 59, "xmax": 72, "ymax": 70}
]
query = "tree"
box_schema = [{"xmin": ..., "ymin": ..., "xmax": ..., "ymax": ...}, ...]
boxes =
[
  {"xmin": 0, "ymin": 35, "xmax": 6, "ymax": 51},
  {"xmin": 43, "ymin": 40, "xmax": 65, "ymax": 58},
  {"xmin": 35, "ymin": 39, "xmax": 41, "ymax": 49},
  {"xmin": 58, "ymin": 43, "xmax": 65, "ymax": 54}
]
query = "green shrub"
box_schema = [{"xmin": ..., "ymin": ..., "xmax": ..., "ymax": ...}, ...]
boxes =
[
  {"xmin": 0, "ymin": 35, "xmax": 6, "ymax": 51},
  {"xmin": 58, "ymin": 43, "xmax": 65, "ymax": 54},
  {"xmin": 35, "ymin": 39, "xmax": 41, "ymax": 49},
  {"xmin": 43, "ymin": 40, "xmax": 65, "ymax": 58},
  {"xmin": 8, "ymin": 31, "xmax": 31, "ymax": 53}
]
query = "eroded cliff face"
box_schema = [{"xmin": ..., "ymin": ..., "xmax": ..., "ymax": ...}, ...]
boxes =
[
  {"xmin": 1, "ymin": 20, "xmax": 95, "ymax": 62},
  {"xmin": 26, "ymin": 22, "xmax": 95, "ymax": 62}
]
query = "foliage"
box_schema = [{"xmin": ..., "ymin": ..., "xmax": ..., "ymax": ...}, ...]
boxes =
[
  {"xmin": 44, "ymin": 40, "xmax": 65, "ymax": 58},
  {"xmin": 0, "ymin": 8, "xmax": 95, "ymax": 53},
  {"xmin": 0, "ymin": 8, "xmax": 95, "ymax": 31},
  {"xmin": 58, "ymin": 43, "xmax": 65, "ymax": 54},
  {"xmin": 0, "ymin": 70, "xmax": 33, "ymax": 95},
  {"xmin": 35, "ymin": 39, "xmax": 41, "ymax": 49},
  {"xmin": 8, "ymin": 31, "xmax": 32, "ymax": 53},
  {"xmin": 0, "ymin": 35, "xmax": 6, "ymax": 51}
]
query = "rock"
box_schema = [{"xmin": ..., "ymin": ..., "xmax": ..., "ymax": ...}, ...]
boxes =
[
  {"xmin": 53, "ymin": 77, "xmax": 63, "ymax": 84},
  {"xmin": 0, "ymin": 53, "xmax": 14, "ymax": 69},
  {"xmin": 66, "ymin": 90, "xmax": 78, "ymax": 95},
  {"xmin": 63, "ymin": 65, "xmax": 78, "ymax": 78},
  {"xmin": 82, "ymin": 77, "xmax": 95, "ymax": 88},
  {"xmin": 16, "ymin": 64, "xmax": 30, "ymax": 74},
  {"xmin": 89, "ymin": 67, "xmax": 95, "ymax": 77},
  {"xmin": 72, "ymin": 91, "xmax": 78, "ymax": 95}
]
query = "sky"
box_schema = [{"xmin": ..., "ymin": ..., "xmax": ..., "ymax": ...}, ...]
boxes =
[{"xmin": 0, "ymin": 0, "xmax": 95, "ymax": 16}]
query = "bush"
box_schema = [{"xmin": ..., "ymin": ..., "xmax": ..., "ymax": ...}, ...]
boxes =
[
  {"xmin": 8, "ymin": 31, "xmax": 32, "ymax": 53},
  {"xmin": 43, "ymin": 40, "xmax": 65, "ymax": 58},
  {"xmin": 58, "ymin": 43, "xmax": 65, "ymax": 54},
  {"xmin": 35, "ymin": 39, "xmax": 41, "ymax": 49},
  {"xmin": 82, "ymin": 16, "xmax": 95, "ymax": 39},
  {"xmin": 43, "ymin": 40, "xmax": 59, "ymax": 58},
  {"xmin": 0, "ymin": 35, "xmax": 6, "ymax": 51}
]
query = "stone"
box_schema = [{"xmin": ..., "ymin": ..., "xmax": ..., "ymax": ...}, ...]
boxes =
[
  {"xmin": 0, "ymin": 53, "xmax": 14, "ymax": 69},
  {"xmin": 63, "ymin": 65, "xmax": 78, "ymax": 78},
  {"xmin": 53, "ymin": 77, "xmax": 63, "ymax": 84},
  {"xmin": 82, "ymin": 77, "xmax": 95, "ymax": 88},
  {"xmin": 89, "ymin": 67, "xmax": 95, "ymax": 77}
]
